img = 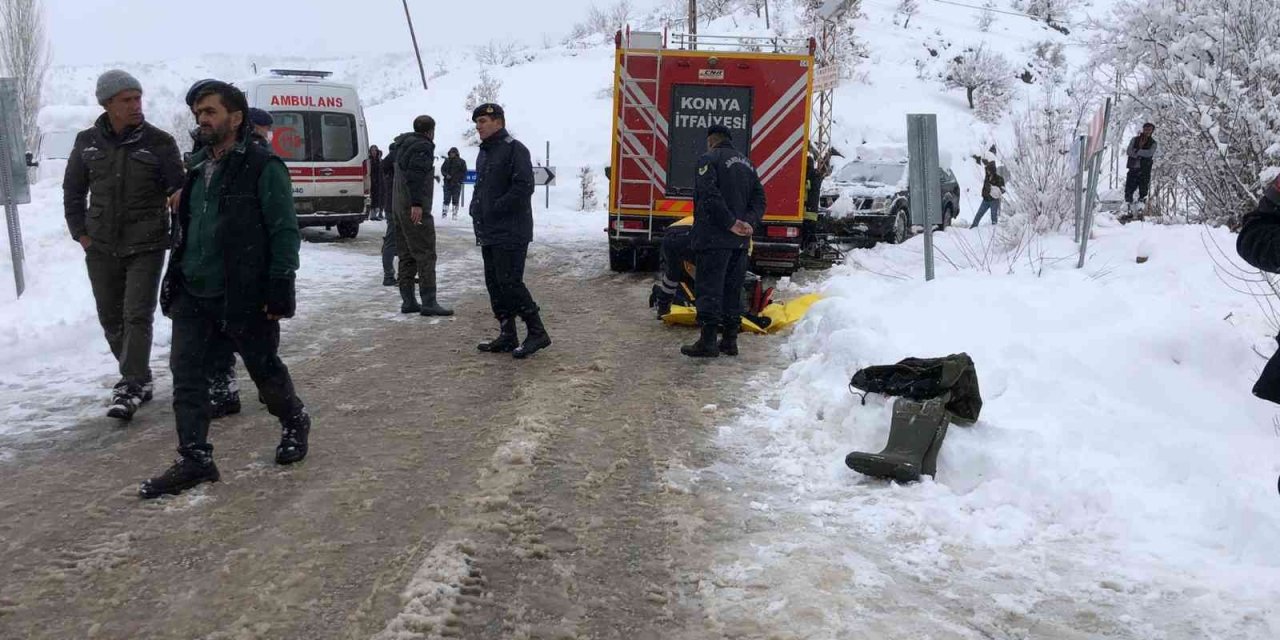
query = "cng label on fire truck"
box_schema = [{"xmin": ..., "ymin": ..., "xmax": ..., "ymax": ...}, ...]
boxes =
[
  {"xmin": 667, "ymin": 85, "xmax": 753, "ymax": 194},
  {"xmin": 698, "ymin": 69, "xmax": 725, "ymax": 80}
]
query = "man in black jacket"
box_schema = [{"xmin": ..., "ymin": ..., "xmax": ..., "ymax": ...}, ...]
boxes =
[
  {"xmin": 1236, "ymin": 174, "xmax": 1280, "ymax": 404},
  {"xmin": 1124, "ymin": 122, "xmax": 1158, "ymax": 211},
  {"xmin": 63, "ymin": 70, "xmax": 185, "ymax": 420},
  {"xmin": 381, "ymin": 148, "xmax": 397, "ymax": 285},
  {"xmin": 470, "ymin": 103, "xmax": 550, "ymax": 359},
  {"xmin": 139, "ymin": 81, "xmax": 309, "ymax": 499},
  {"xmin": 390, "ymin": 116, "xmax": 453, "ymax": 316},
  {"xmin": 683, "ymin": 125, "xmax": 766, "ymax": 358},
  {"xmin": 441, "ymin": 147, "xmax": 467, "ymax": 219}
]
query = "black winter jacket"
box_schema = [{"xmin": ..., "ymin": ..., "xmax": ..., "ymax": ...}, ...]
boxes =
[
  {"xmin": 470, "ymin": 128, "xmax": 535, "ymax": 246},
  {"xmin": 442, "ymin": 156, "xmax": 467, "ymax": 186},
  {"xmin": 63, "ymin": 115, "xmax": 185, "ymax": 256},
  {"xmin": 691, "ymin": 140, "xmax": 766, "ymax": 251},
  {"xmin": 392, "ymin": 132, "xmax": 435, "ymax": 208},
  {"xmin": 1237, "ymin": 175, "xmax": 1280, "ymax": 404}
]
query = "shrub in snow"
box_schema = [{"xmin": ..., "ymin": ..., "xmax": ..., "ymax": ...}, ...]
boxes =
[
  {"xmin": 942, "ymin": 44, "xmax": 1014, "ymax": 122},
  {"xmin": 800, "ymin": 0, "xmax": 868, "ymax": 78},
  {"xmin": 462, "ymin": 70, "xmax": 502, "ymax": 146},
  {"xmin": 578, "ymin": 166, "xmax": 599, "ymax": 211},
  {"xmin": 977, "ymin": 1, "xmax": 996, "ymax": 31},
  {"xmin": 1093, "ymin": 0, "xmax": 1280, "ymax": 227},
  {"xmin": 1002, "ymin": 85, "xmax": 1076, "ymax": 235},
  {"xmin": 565, "ymin": 0, "xmax": 636, "ymax": 46}
]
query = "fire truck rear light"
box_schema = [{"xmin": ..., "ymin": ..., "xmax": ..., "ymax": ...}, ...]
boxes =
[
  {"xmin": 766, "ymin": 225, "xmax": 800, "ymax": 239},
  {"xmin": 614, "ymin": 220, "xmax": 646, "ymax": 231}
]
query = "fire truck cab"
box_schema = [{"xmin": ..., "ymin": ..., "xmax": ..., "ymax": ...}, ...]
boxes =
[
  {"xmin": 608, "ymin": 29, "xmax": 816, "ymax": 274},
  {"xmin": 243, "ymin": 69, "xmax": 370, "ymax": 238}
]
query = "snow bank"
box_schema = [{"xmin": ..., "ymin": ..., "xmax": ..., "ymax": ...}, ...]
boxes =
[{"xmin": 702, "ymin": 221, "xmax": 1280, "ymax": 637}]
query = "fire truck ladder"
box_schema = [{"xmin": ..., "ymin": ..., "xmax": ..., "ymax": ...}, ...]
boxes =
[{"xmin": 616, "ymin": 29, "xmax": 664, "ymax": 243}]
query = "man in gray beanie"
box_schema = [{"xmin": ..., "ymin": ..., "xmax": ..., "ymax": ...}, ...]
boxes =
[{"xmin": 64, "ymin": 69, "xmax": 185, "ymax": 420}]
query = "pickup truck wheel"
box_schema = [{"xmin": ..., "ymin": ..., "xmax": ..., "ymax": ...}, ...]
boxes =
[
  {"xmin": 890, "ymin": 208, "xmax": 910, "ymax": 244},
  {"xmin": 337, "ymin": 222, "xmax": 360, "ymax": 239}
]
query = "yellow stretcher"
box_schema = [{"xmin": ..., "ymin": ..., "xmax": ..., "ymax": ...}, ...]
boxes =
[{"xmin": 660, "ymin": 293, "xmax": 822, "ymax": 335}]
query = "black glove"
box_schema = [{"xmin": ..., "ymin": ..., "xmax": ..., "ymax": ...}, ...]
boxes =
[{"xmin": 266, "ymin": 277, "xmax": 296, "ymax": 319}]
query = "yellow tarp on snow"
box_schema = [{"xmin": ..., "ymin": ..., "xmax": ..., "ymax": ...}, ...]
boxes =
[{"xmin": 661, "ymin": 293, "xmax": 822, "ymax": 335}]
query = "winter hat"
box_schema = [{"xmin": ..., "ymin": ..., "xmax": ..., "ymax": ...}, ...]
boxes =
[
  {"xmin": 707, "ymin": 124, "xmax": 732, "ymax": 139},
  {"xmin": 248, "ymin": 108, "xmax": 274, "ymax": 127},
  {"xmin": 96, "ymin": 69, "xmax": 142, "ymax": 105},
  {"xmin": 472, "ymin": 103, "xmax": 504, "ymax": 122}
]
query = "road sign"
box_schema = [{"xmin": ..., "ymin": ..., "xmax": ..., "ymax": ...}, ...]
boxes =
[
  {"xmin": 813, "ymin": 64, "xmax": 840, "ymax": 92},
  {"xmin": 463, "ymin": 169, "xmax": 477, "ymax": 185},
  {"xmin": 1, "ymin": 77, "xmax": 29, "ymax": 297},
  {"xmin": 907, "ymin": 114, "xmax": 941, "ymax": 282},
  {"xmin": 533, "ymin": 166, "xmax": 556, "ymax": 187}
]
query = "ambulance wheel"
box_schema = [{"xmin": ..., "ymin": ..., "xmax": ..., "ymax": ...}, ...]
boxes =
[
  {"xmin": 337, "ymin": 222, "xmax": 360, "ymax": 239},
  {"xmin": 609, "ymin": 246, "xmax": 635, "ymax": 272}
]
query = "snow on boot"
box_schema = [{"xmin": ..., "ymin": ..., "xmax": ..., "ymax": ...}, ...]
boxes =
[
  {"xmin": 107, "ymin": 384, "xmax": 144, "ymax": 421},
  {"xmin": 419, "ymin": 287, "xmax": 455, "ymax": 317},
  {"xmin": 681, "ymin": 325, "xmax": 720, "ymax": 359},
  {"xmin": 210, "ymin": 376, "xmax": 241, "ymax": 420},
  {"xmin": 275, "ymin": 411, "xmax": 311, "ymax": 465},
  {"xmin": 512, "ymin": 312, "xmax": 552, "ymax": 359},
  {"xmin": 399, "ymin": 285, "xmax": 422, "ymax": 314},
  {"xmin": 845, "ymin": 397, "xmax": 950, "ymax": 482},
  {"xmin": 477, "ymin": 317, "xmax": 519, "ymax": 353},
  {"xmin": 138, "ymin": 455, "xmax": 220, "ymax": 499},
  {"xmin": 451, "ymin": 205, "xmax": 459, "ymax": 219},
  {"xmin": 719, "ymin": 325, "xmax": 740, "ymax": 357}
]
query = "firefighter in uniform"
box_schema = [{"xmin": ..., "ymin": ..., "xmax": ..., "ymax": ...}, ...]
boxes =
[{"xmin": 683, "ymin": 124, "xmax": 766, "ymax": 358}]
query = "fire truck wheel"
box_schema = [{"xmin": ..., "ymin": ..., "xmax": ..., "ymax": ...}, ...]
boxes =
[
  {"xmin": 337, "ymin": 222, "xmax": 360, "ymax": 239},
  {"xmin": 609, "ymin": 246, "xmax": 636, "ymax": 272}
]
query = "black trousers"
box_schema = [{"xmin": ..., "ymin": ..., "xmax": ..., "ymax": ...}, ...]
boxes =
[
  {"xmin": 170, "ymin": 289, "xmax": 305, "ymax": 459},
  {"xmin": 1124, "ymin": 167, "xmax": 1152, "ymax": 203},
  {"xmin": 694, "ymin": 248, "xmax": 747, "ymax": 328},
  {"xmin": 382, "ymin": 211, "xmax": 397, "ymax": 278},
  {"xmin": 443, "ymin": 183, "xmax": 462, "ymax": 209},
  {"xmin": 481, "ymin": 243, "xmax": 539, "ymax": 320}
]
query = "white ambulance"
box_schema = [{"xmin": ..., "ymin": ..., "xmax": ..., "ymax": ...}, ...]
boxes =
[{"xmin": 242, "ymin": 69, "xmax": 370, "ymax": 238}]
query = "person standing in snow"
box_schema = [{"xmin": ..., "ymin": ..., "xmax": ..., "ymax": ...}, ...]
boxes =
[
  {"xmin": 682, "ymin": 124, "xmax": 766, "ymax": 359},
  {"xmin": 440, "ymin": 147, "xmax": 467, "ymax": 219},
  {"xmin": 1236, "ymin": 174, "xmax": 1280, "ymax": 404},
  {"xmin": 139, "ymin": 81, "xmax": 310, "ymax": 499},
  {"xmin": 970, "ymin": 160, "xmax": 1005, "ymax": 228},
  {"xmin": 1124, "ymin": 122, "xmax": 1158, "ymax": 211},
  {"xmin": 380, "ymin": 144, "xmax": 398, "ymax": 285},
  {"xmin": 248, "ymin": 108, "xmax": 274, "ymax": 149},
  {"xmin": 389, "ymin": 115, "xmax": 453, "ymax": 316},
  {"xmin": 470, "ymin": 103, "xmax": 551, "ymax": 359},
  {"xmin": 63, "ymin": 70, "xmax": 185, "ymax": 421},
  {"xmin": 368, "ymin": 145, "xmax": 384, "ymax": 220}
]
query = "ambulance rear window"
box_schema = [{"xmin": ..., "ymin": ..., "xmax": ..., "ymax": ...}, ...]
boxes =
[{"xmin": 266, "ymin": 110, "xmax": 359, "ymax": 162}]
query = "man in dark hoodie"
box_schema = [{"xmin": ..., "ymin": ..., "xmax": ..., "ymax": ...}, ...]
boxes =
[
  {"xmin": 380, "ymin": 145, "xmax": 398, "ymax": 285},
  {"xmin": 440, "ymin": 147, "xmax": 467, "ymax": 219},
  {"xmin": 470, "ymin": 103, "xmax": 550, "ymax": 359},
  {"xmin": 63, "ymin": 70, "xmax": 185, "ymax": 420},
  {"xmin": 390, "ymin": 116, "xmax": 453, "ymax": 316}
]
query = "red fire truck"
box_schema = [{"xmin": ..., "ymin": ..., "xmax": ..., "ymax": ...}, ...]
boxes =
[{"xmin": 608, "ymin": 28, "xmax": 816, "ymax": 274}]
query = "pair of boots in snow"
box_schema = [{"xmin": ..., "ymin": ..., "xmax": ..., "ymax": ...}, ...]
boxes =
[
  {"xmin": 441, "ymin": 205, "xmax": 459, "ymax": 219},
  {"xmin": 477, "ymin": 313, "xmax": 552, "ymax": 359},
  {"xmin": 399, "ymin": 283, "xmax": 453, "ymax": 317},
  {"xmin": 845, "ymin": 397, "xmax": 949, "ymax": 483},
  {"xmin": 681, "ymin": 324, "xmax": 739, "ymax": 358}
]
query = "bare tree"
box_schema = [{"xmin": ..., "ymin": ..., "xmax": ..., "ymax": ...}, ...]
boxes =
[
  {"xmin": 1004, "ymin": 84, "xmax": 1076, "ymax": 234},
  {"xmin": 578, "ymin": 166, "xmax": 599, "ymax": 211},
  {"xmin": 462, "ymin": 70, "xmax": 503, "ymax": 146},
  {"xmin": 896, "ymin": 0, "xmax": 919, "ymax": 28},
  {"xmin": 943, "ymin": 44, "xmax": 1014, "ymax": 119},
  {"xmin": 977, "ymin": 1, "xmax": 996, "ymax": 31},
  {"xmin": 0, "ymin": 0, "xmax": 52, "ymax": 147}
]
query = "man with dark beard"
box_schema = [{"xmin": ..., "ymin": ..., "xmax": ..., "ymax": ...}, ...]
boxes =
[{"xmin": 139, "ymin": 81, "xmax": 309, "ymax": 499}]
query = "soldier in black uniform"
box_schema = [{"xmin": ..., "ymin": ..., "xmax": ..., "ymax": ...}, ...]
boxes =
[
  {"xmin": 470, "ymin": 103, "xmax": 551, "ymax": 359},
  {"xmin": 683, "ymin": 124, "xmax": 766, "ymax": 358}
]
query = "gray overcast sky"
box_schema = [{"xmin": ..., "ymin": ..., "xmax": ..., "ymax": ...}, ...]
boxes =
[{"xmin": 46, "ymin": 0, "xmax": 621, "ymax": 65}]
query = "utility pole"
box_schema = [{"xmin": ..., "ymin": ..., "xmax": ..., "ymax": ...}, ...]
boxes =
[
  {"xmin": 764, "ymin": 0, "xmax": 771, "ymax": 29},
  {"xmin": 687, "ymin": 0, "xmax": 697, "ymax": 49},
  {"xmin": 401, "ymin": 0, "xmax": 429, "ymax": 91}
]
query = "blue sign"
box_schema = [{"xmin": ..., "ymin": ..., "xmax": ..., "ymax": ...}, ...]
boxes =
[{"xmin": 463, "ymin": 170, "xmax": 477, "ymax": 185}]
